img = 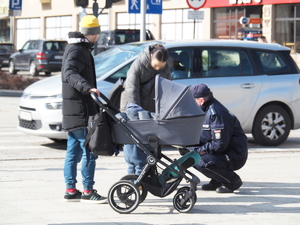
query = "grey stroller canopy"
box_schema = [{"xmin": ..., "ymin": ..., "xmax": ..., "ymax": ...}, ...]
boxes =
[
  {"xmin": 155, "ymin": 75, "xmax": 204, "ymax": 120},
  {"xmin": 113, "ymin": 75, "xmax": 205, "ymax": 145}
]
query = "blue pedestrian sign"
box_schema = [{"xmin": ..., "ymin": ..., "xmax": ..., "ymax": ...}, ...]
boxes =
[
  {"xmin": 9, "ymin": 0, "xmax": 22, "ymax": 10},
  {"xmin": 128, "ymin": 0, "xmax": 162, "ymax": 14}
]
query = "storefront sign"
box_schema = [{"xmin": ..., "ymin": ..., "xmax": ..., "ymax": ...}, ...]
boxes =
[
  {"xmin": 239, "ymin": 17, "xmax": 249, "ymax": 25},
  {"xmin": 202, "ymin": 0, "xmax": 300, "ymax": 8},
  {"xmin": 239, "ymin": 17, "xmax": 262, "ymax": 25},
  {"xmin": 229, "ymin": 0, "xmax": 261, "ymax": 4}
]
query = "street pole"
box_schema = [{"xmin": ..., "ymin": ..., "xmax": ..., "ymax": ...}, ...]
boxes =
[
  {"xmin": 193, "ymin": 19, "xmax": 195, "ymax": 39},
  {"xmin": 140, "ymin": 0, "xmax": 146, "ymax": 42}
]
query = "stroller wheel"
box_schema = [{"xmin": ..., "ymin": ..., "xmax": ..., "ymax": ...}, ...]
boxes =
[
  {"xmin": 173, "ymin": 189, "xmax": 196, "ymax": 213},
  {"xmin": 120, "ymin": 174, "xmax": 148, "ymax": 203},
  {"xmin": 108, "ymin": 180, "xmax": 140, "ymax": 214},
  {"xmin": 177, "ymin": 186, "xmax": 197, "ymax": 203}
]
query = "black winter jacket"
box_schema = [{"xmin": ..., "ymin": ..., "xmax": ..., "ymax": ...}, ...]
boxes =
[
  {"xmin": 61, "ymin": 32, "xmax": 98, "ymax": 131},
  {"xmin": 198, "ymin": 98, "xmax": 248, "ymax": 162}
]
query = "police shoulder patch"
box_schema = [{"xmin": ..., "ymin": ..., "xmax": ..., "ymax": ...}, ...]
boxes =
[{"xmin": 214, "ymin": 129, "xmax": 222, "ymax": 140}]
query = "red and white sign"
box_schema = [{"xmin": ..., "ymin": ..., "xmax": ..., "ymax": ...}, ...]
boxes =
[
  {"xmin": 186, "ymin": 0, "xmax": 206, "ymax": 10},
  {"xmin": 202, "ymin": 0, "xmax": 300, "ymax": 8}
]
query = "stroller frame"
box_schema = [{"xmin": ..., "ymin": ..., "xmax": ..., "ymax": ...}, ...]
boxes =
[{"xmin": 91, "ymin": 93, "xmax": 201, "ymax": 214}]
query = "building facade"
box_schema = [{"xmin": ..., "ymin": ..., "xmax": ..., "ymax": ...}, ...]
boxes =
[{"xmin": 0, "ymin": 0, "xmax": 299, "ymax": 54}]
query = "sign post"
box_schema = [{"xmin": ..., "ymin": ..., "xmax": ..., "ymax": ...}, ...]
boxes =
[
  {"xmin": 128, "ymin": 0, "xmax": 162, "ymax": 41},
  {"xmin": 186, "ymin": 0, "xmax": 206, "ymax": 39}
]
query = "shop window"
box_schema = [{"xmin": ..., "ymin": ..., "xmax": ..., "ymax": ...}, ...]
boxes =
[
  {"xmin": 98, "ymin": 14, "xmax": 109, "ymax": 31},
  {"xmin": 16, "ymin": 18, "xmax": 40, "ymax": 49},
  {"xmin": 46, "ymin": 16, "xmax": 72, "ymax": 40},
  {"xmin": 213, "ymin": 6, "xmax": 262, "ymax": 40},
  {"xmin": 275, "ymin": 4, "xmax": 300, "ymax": 53},
  {"xmin": 0, "ymin": 19, "xmax": 10, "ymax": 42},
  {"xmin": 162, "ymin": 9, "xmax": 202, "ymax": 40},
  {"xmin": 117, "ymin": 12, "xmax": 151, "ymax": 30}
]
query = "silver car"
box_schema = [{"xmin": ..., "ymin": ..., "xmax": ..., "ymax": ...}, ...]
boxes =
[{"xmin": 18, "ymin": 40, "xmax": 300, "ymax": 146}]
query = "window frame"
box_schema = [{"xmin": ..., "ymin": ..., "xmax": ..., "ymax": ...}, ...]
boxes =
[
  {"xmin": 249, "ymin": 49, "xmax": 294, "ymax": 75},
  {"xmin": 167, "ymin": 47, "xmax": 198, "ymax": 79}
]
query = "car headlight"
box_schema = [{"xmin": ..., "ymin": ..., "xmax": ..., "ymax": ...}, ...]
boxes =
[{"xmin": 46, "ymin": 102, "xmax": 62, "ymax": 110}]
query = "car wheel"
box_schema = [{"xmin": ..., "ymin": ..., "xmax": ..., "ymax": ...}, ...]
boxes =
[
  {"xmin": 29, "ymin": 61, "xmax": 39, "ymax": 76},
  {"xmin": 45, "ymin": 72, "xmax": 51, "ymax": 76},
  {"xmin": 9, "ymin": 60, "xmax": 17, "ymax": 74},
  {"xmin": 252, "ymin": 105, "xmax": 291, "ymax": 146}
]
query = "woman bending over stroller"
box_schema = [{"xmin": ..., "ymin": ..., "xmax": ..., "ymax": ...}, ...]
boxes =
[{"xmin": 120, "ymin": 44, "xmax": 172, "ymax": 175}]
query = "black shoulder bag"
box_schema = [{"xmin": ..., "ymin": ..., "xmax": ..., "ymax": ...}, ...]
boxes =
[{"xmin": 84, "ymin": 110, "xmax": 115, "ymax": 156}]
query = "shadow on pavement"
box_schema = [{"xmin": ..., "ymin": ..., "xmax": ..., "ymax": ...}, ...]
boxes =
[
  {"xmin": 135, "ymin": 181, "xmax": 300, "ymax": 214},
  {"xmin": 41, "ymin": 140, "xmax": 67, "ymax": 150}
]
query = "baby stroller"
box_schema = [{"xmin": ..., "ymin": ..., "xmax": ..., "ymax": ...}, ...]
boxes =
[{"xmin": 91, "ymin": 76, "xmax": 205, "ymax": 213}]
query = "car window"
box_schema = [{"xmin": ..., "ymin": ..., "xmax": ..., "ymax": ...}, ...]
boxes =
[
  {"xmin": 94, "ymin": 43, "xmax": 151, "ymax": 79},
  {"xmin": 116, "ymin": 32, "xmax": 140, "ymax": 44},
  {"xmin": 168, "ymin": 48, "xmax": 194, "ymax": 80},
  {"xmin": 22, "ymin": 41, "xmax": 31, "ymax": 50},
  {"xmin": 29, "ymin": 41, "xmax": 39, "ymax": 50},
  {"xmin": 0, "ymin": 44, "xmax": 15, "ymax": 54},
  {"xmin": 105, "ymin": 62, "xmax": 133, "ymax": 83},
  {"xmin": 256, "ymin": 51, "xmax": 288, "ymax": 74},
  {"xmin": 43, "ymin": 41, "xmax": 67, "ymax": 51},
  {"xmin": 99, "ymin": 32, "xmax": 110, "ymax": 45},
  {"xmin": 240, "ymin": 50, "xmax": 254, "ymax": 75},
  {"xmin": 201, "ymin": 49, "xmax": 241, "ymax": 77}
]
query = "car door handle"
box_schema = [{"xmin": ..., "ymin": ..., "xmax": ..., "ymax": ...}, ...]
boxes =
[{"xmin": 240, "ymin": 83, "xmax": 255, "ymax": 89}]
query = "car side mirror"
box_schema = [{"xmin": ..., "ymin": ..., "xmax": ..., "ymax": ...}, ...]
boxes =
[{"xmin": 18, "ymin": 49, "xmax": 23, "ymax": 52}]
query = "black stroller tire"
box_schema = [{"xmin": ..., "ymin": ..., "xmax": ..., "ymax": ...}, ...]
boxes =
[
  {"xmin": 173, "ymin": 189, "xmax": 196, "ymax": 213},
  {"xmin": 108, "ymin": 180, "xmax": 140, "ymax": 214},
  {"xmin": 177, "ymin": 186, "xmax": 197, "ymax": 203},
  {"xmin": 120, "ymin": 174, "xmax": 148, "ymax": 203}
]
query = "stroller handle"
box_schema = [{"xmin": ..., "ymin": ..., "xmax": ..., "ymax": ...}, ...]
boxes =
[{"xmin": 90, "ymin": 92, "xmax": 120, "ymax": 114}]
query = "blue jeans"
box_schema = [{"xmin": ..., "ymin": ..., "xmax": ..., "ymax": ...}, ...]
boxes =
[
  {"xmin": 123, "ymin": 144, "xmax": 147, "ymax": 175},
  {"xmin": 64, "ymin": 129, "xmax": 98, "ymax": 191}
]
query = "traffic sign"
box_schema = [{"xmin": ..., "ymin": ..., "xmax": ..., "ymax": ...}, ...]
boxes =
[
  {"xmin": 188, "ymin": 10, "xmax": 204, "ymax": 20},
  {"xmin": 9, "ymin": 0, "xmax": 22, "ymax": 10},
  {"xmin": 128, "ymin": 0, "xmax": 162, "ymax": 14},
  {"xmin": 186, "ymin": 0, "xmax": 206, "ymax": 10}
]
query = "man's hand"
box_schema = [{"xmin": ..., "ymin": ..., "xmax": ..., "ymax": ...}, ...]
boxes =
[{"xmin": 89, "ymin": 88, "xmax": 100, "ymax": 97}]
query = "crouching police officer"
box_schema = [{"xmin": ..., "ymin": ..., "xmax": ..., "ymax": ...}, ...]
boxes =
[{"xmin": 190, "ymin": 84, "xmax": 248, "ymax": 193}]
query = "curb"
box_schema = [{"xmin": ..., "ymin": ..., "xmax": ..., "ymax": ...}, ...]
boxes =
[{"xmin": 0, "ymin": 89, "xmax": 23, "ymax": 97}]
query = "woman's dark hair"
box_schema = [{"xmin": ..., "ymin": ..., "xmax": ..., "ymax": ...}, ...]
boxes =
[{"xmin": 150, "ymin": 44, "xmax": 169, "ymax": 62}]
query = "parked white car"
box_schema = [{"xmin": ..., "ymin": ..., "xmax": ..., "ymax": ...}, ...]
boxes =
[{"xmin": 18, "ymin": 40, "xmax": 300, "ymax": 146}]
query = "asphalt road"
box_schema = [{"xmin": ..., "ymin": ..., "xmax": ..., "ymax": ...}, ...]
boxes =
[{"xmin": 0, "ymin": 96, "xmax": 299, "ymax": 225}]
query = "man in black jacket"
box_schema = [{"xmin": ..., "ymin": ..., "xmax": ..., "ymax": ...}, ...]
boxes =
[
  {"xmin": 62, "ymin": 15, "xmax": 106, "ymax": 203},
  {"xmin": 191, "ymin": 84, "xmax": 248, "ymax": 193}
]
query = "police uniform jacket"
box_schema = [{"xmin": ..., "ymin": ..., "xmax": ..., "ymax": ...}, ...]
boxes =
[
  {"xmin": 197, "ymin": 98, "xmax": 248, "ymax": 162},
  {"xmin": 61, "ymin": 32, "xmax": 98, "ymax": 131}
]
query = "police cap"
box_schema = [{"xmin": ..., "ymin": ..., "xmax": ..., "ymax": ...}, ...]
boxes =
[{"xmin": 191, "ymin": 84, "xmax": 211, "ymax": 98}]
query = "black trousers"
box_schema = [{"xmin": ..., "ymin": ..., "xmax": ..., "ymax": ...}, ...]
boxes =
[{"xmin": 194, "ymin": 153, "xmax": 246, "ymax": 189}]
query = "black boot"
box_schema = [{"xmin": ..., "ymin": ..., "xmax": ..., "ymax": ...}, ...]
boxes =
[
  {"xmin": 202, "ymin": 180, "xmax": 222, "ymax": 191},
  {"xmin": 216, "ymin": 177, "xmax": 243, "ymax": 193}
]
